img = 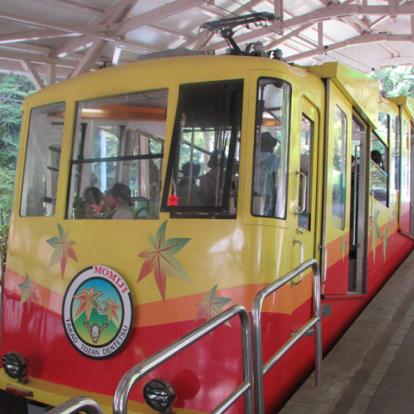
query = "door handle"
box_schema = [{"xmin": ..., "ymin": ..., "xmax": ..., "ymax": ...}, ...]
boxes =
[{"xmin": 296, "ymin": 170, "xmax": 307, "ymax": 215}]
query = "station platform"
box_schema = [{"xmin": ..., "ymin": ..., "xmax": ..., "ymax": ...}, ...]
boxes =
[{"xmin": 281, "ymin": 250, "xmax": 414, "ymax": 414}]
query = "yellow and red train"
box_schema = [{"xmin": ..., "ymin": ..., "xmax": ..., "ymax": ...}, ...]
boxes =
[{"xmin": 1, "ymin": 49, "xmax": 413, "ymax": 413}]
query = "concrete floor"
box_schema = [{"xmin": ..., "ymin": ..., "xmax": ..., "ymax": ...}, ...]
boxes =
[{"xmin": 281, "ymin": 250, "xmax": 414, "ymax": 414}]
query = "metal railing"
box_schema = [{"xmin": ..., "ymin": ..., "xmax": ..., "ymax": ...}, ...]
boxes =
[
  {"xmin": 113, "ymin": 304, "xmax": 254, "ymax": 414},
  {"xmin": 47, "ymin": 397, "xmax": 104, "ymax": 414},
  {"xmin": 252, "ymin": 259, "xmax": 322, "ymax": 414}
]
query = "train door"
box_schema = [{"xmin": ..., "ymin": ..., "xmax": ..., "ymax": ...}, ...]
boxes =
[
  {"xmin": 294, "ymin": 98, "xmax": 319, "ymax": 264},
  {"xmin": 322, "ymin": 82, "xmax": 353, "ymax": 295},
  {"xmin": 348, "ymin": 114, "xmax": 369, "ymax": 293},
  {"xmin": 244, "ymin": 72, "xmax": 321, "ymax": 282}
]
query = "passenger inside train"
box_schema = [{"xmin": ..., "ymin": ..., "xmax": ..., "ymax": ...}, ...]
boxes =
[{"xmin": 103, "ymin": 183, "xmax": 134, "ymax": 220}]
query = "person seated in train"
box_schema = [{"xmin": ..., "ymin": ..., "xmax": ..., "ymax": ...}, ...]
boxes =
[
  {"xmin": 371, "ymin": 150, "xmax": 384, "ymax": 169},
  {"xmin": 84, "ymin": 186, "xmax": 104, "ymax": 218},
  {"xmin": 177, "ymin": 161, "xmax": 202, "ymax": 205},
  {"xmin": 254, "ymin": 132, "xmax": 279, "ymax": 215},
  {"xmin": 199, "ymin": 149, "xmax": 225, "ymax": 206},
  {"xmin": 103, "ymin": 182, "xmax": 134, "ymax": 219}
]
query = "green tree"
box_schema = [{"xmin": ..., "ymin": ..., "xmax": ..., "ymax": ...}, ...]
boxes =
[
  {"xmin": 0, "ymin": 73, "xmax": 35, "ymax": 264},
  {"xmin": 371, "ymin": 66, "xmax": 414, "ymax": 97}
]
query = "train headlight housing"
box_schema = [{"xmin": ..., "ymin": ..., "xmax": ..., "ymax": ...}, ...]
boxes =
[
  {"xmin": 143, "ymin": 379, "xmax": 175, "ymax": 412},
  {"xmin": 2, "ymin": 352, "xmax": 28, "ymax": 383}
]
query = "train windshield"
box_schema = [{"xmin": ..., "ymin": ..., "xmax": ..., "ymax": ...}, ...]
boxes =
[
  {"xmin": 163, "ymin": 80, "xmax": 243, "ymax": 216},
  {"xmin": 67, "ymin": 89, "xmax": 167, "ymax": 220}
]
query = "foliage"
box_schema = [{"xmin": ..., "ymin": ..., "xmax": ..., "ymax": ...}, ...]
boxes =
[
  {"xmin": 0, "ymin": 73, "xmax": 35, "ymax": 266},
  {"xmin": 371, "ymin": 66, "xmax": 414, "ymax": 98}
]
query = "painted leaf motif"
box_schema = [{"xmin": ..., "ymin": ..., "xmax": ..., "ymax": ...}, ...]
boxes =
[
  {"xmin": 196, "ymin": 285, "xmax": 232, "ymax": 324},
  {"xmin": 19, "ymin": 274, "xmax": 38, "ymax": 304},
  {"xmin": 103, "ymin": 299, "xmax": 120, "ymax": 322},
  {"xmin": 74, "ymin": 288, "xmax": 102, "ymax": 321},
  {"xmin": 372, "ymin": 210, "xmax": 380, "ymax": 262},
  {"xmin": 47, "ymin": 224, "xmax": 78, "ymax": 277},
  {"xmin": 137, "ymin": 220, "xmax": 191, "ymax": 300}
]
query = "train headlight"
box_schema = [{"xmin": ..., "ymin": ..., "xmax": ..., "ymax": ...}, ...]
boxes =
[
  {"xmin": 2, "ymin": 352, "xmax": 28, "ymax": 383},
  {"xmin": 143, "ymin": 379, "xmax": 175, "ymax": 412}
]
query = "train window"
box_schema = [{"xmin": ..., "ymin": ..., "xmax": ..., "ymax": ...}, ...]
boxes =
[
  {"xmin": 67, "ymin": 89, "xmax": 167, "ymax": 219},
  {"xmin": 392, "ymin": 116, "xmax": 400, "ymax": 190},
  {"xmin": 298, "ymin": 115, "xmax": 313, "ymax": 230},
  {"xmin": 252, "ymin": 78, "xmax": 291, "ymax": 219},
  {"xmin": 20, "ymin": 102, "xmax": 65, "ymax": 217},
  {"xmin": 163, "ymin": 80, "xmax": 243, "ymax": 216},
  {"xmin": 370, "ymin": 133, "xmax": 389, "ymax": 206},
  {"xmin": 401, "ymin": 120, "xmax": 410, "ymax": 203},
  {"xmin": 332, "ymin": 106, "xmax": 347, "ymax": 230},
  {"xmin": 378, "ymin": 112, "xmax": 389, "ymax": 144}
]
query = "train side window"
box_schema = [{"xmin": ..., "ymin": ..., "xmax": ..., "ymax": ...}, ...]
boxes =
[
  {"xmin": 163, "ymin": 80, "xmax": 243, "ymax": 216},
  {"xmin": 378, "ymin": 112, "xmax": 389, "ymax": 144},
  {"xmin": 370, "ymin": 132, "xmax": 389, "ymax": 206},
  {"xmin": 20, "ymin": 102, "xmax": 65, "ymax": 217},
  {"xmin": 67, "ymin": 89, "xmax": 167, "ymax": 220},
  {"xmin": 332, "ymin": 106, "xmax": 347, "ymax": 229},
  {"xmin": 400, "ymin": 120, "xmax": 410, "ymax": 204},
  {"xmin": 392, "ymin": 115, "xmax": 400, "ymax": 191},
  {"xmin": 252, "ymin": 78, "xmax": 291, "ymax": 219}
]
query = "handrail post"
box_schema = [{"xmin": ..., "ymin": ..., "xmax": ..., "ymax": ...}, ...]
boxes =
[
  {"xmin": 47, "ymin": 397, "xmax": 104, "ymax": 414},
  {"xmin": 252, "ymin": 259, "xmax": 322, "ymax": 414},
  {"xmin": 313, "ymin": 262, "xmax": 322, "ymax": 387},
  {"xmin": 113, "ymin": 304, "xmax": 253, "ymax": 414}
]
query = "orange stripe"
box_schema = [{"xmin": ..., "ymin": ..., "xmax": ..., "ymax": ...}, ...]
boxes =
[{"xmin": 5, "ymin": 268, "xmax": 314, "ymax": 327}]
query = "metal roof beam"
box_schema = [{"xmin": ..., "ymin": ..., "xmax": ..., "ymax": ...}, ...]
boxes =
[
  {"xmin": 20, "ymin": 60, "xmax": 45, "ymax": 89},
  {"xmin": 70, "ymin": 39, "xmax": 105, "ymax": 78},
  {"xmin": 0, "ymin": 48, "xmax": 76, "ymax": 67},
  {"xmin": 0, "ymin": 30, "xmax": 78, "ymax": 45},
  {"xmin": 118, "ymin": 0, "xmax": 202, "ymax": 34},
  {"xmin": 265, "ymin": 23, "xmax": 313, "ymax": 49},
  {"xmin": 287, "ymin": 32, "xmax": 413, "ymax": 61},
  {"xmin": 0, "ymin": 13, "xmax": 154, "ymax": 55},
  {"xmin": 51, "ymin": 0, "xmax": 138, "ymax": 57}
]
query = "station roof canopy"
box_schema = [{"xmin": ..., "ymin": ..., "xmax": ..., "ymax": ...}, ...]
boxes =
[{"xmin": 1, "ymin": 0, "xmax": 414, "ymax": 89}]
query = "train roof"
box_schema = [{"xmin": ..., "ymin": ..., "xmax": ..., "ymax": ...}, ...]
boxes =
[
  {"xmin": 389, "ymin": 95, "xmax": 414, "ymax": 121},
  {"xmin": 23, "ymin": 54, "xmax": 308, "ymax": 102},
  {"xmin": 307, "ymin": 62, "xmax": 381, "ymax": 128}
]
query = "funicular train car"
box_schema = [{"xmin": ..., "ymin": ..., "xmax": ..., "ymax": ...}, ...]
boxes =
[{"xmin": 1, "ymin": 20, "xmax": 414, "ymax": 413}]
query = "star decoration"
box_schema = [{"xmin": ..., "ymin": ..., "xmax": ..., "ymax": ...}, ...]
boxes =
[
  {"xmin": 137, "ymin": 220, "xmax": 190, "ymax": 300},
  {"xmin": 19, "ymin": 274, "xmax": 38, "ymax": 304},
  {"xmin": 196, "ymin": 285, "xmax": 232, "ymax": 323},
  {"xmin": 47, "ymin": 224, "xmax": 78, "ymax": 277},
  {"xmin": 103, "ymin": 298, "xmax": 120, "ymax": 322},
  {"xmin": 74, "ymin": 288, "xmax": 102, "ymax": 321}
]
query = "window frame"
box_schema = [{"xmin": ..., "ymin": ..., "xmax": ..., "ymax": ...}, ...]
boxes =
[
  {"xmin": 250, "ymin": 77, "xmax": 292, "ymax": 220},
  {"xmin": 66, "ymin": 89, "xmax": 167, "ymax": 220},
  {"xmin": 20, "ymin": 101, "xmax": 66, "ymax": 218},
  {"xmin": 370, "ymin": 131, "xmax": 389, "ymax": 207},
  {"xmin": 161, "ymin": 79, "xmax": 244, "ymax": 218},
  {"xmin": 331, "ymin": 105, "xmax": 348, "ymax": 230},
  {"xmin": 298, "ymin": 112, "xmax": 314, "ymax": 231}
]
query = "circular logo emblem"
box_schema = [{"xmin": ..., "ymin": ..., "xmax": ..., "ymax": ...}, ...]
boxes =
[{"xmin": 62, "ymin": 265, "xmax": 133, "ymax": 359}]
